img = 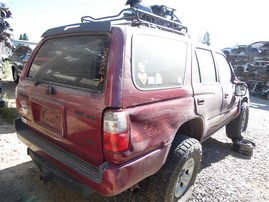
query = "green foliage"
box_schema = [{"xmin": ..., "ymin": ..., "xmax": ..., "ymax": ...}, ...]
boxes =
[
  {"xmin": 0, "ymin": 93, "xmax": 18, "ymax": 124},
  {"xmin": 202, "ymin": 31, "xmax": 210, "ymax": 46},
  {"xmin": 19, "ymin": 33, "xmax": 29, "ymax": 41},
  {"xmin": 0, "ymin": 5, "xmax": 12, "ymax": 46},
  {"xmin": 2, "ymin": 60, "xmax": 10, "ymax": 74}
]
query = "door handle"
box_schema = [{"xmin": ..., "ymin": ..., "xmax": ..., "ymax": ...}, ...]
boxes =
[
  {"xmin": 197, "ymin": 98, "xmax": 204, "ymax": 105},
  {"xmin": 225, "ymin": 93, "xmax": 229, "ymax": 98}
]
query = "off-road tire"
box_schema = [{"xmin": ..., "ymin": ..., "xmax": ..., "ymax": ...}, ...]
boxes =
[
  {"xmin": 147, "ymin": 135, "xmax": 202, "ymax": 202},
  {"xmin": 231, "ymin": 138, "xmax": 256, "ymax": 156},
  {"xmin": 226, "ymin": 102, "xmax": 249, "ymax": 140}
]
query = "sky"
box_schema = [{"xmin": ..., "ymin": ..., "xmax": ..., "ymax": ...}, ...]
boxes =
[{"xmin": 6, "ymin": 0, "xmax": 269, "ymax": 50}]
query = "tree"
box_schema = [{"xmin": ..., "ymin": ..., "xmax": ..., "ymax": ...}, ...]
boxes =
[
  {"xmin": 201, "ymin": 31, "xmax": 210, "ymax": 46},
  {"xmin": 0, "ymin": 2, "xmax": 13, "ymax": 47},
  {"xmin": 19, "ymin": 33, "xmax": 29, "ymax": 41}
]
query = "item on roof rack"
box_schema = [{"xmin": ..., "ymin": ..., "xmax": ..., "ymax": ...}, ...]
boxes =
[
  {"xmin": 126, "ymin": 0, "xmax": 152, "ymax": 13},
  {"xmin": 81, "ymin": 7, "xmax": 188, "ymax": 36},
  {"xmin": 150, "ymin": 5, "xmax": 181, "ymax": 23}
]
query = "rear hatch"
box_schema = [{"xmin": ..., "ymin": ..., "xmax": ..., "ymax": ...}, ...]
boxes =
[{"xmin": 16, "ymin": 24, "xmax": 111, "ymax": 167}]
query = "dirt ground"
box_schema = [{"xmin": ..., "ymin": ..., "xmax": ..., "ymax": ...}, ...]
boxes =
[{"xmin": 0, "ymin": 74, "xmax": 268, "ymax": 201}]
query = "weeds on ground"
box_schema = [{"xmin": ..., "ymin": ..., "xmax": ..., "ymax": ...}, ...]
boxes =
[
  {"xmin": 1, "ymin": 60, "xmax": 11, "ymax": 79},
  {"xmin": 0, "ymin": 93, "xmax": 18, "ymax": 124}
]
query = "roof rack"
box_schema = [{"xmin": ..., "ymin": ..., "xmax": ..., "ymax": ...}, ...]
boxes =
[{"xmin": 81, "ymin": 8, "xmax": 188, "ymax": 36}]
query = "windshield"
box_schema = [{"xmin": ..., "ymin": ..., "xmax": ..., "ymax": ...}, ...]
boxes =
[{"xmin": 27, "ymin": 35, "xmax": 110, "ymax": 92}]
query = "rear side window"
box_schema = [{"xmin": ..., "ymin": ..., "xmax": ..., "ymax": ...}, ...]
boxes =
[
  {"xmin": 27, "ymin": 35, "xmax": 109, "ymax": 92},
  {"xmin": 132, "ymin": 34, "xmax": 187, "ymax": 89}
]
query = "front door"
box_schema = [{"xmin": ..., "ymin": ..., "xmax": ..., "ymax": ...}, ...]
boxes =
[{"xmin": 214, "ymin": 52, "xmax": 239, "ymax": 122}]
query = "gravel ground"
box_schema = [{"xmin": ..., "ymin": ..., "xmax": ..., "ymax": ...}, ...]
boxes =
[
  {"xmin": 0, "ymin": 78, "xmax": 268, "ymax": 202},
  {"xmin": 189, "ymin": 96, "xmax": 269, "ymax": 202}
]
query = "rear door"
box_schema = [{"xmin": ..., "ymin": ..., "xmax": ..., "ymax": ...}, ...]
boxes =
[
  {"xmin": 192, "ymin": 48, "xmax": 223, "ymax": 136},
  {"xmin": 17, "ymin": 34, "xmax": 110, "ymax": 166}
]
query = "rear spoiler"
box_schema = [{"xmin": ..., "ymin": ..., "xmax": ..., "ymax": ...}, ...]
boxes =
[{"xmin": 41, "ymin": 21, "xmax": 111, "ymax": 38}]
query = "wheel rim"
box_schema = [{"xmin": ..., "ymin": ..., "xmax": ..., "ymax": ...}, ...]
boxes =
[{"xmin": 175, "ymin": 158, "xmax": 195, "ymax": 198}]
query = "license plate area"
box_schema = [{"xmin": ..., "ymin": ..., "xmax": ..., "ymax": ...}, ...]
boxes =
[
  {"xmin": 31, "ymin": 97, "xmax": 65, "ymax": 136},
  {"xmin": 41, "ymin": 107, "xmax": 61, "ymax": 129}
]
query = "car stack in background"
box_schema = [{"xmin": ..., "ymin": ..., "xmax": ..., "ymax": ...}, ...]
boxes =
[{"xmin": 222, "ymin": 41, "xmax": 269, "ymax": 100}]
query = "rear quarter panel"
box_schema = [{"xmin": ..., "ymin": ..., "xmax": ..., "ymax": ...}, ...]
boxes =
[{"xmin": 119, "ymin": 29, "xmax": 196, "ymax": 158}]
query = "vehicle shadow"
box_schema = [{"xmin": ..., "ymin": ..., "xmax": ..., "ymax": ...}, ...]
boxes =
[
  {"xmin": 199, "ymin": 135, "xmax": 251, "ymax": 172},
  {"xmin": 0, "ymin": 161, "xmax": 94, "ymax": 202},
  {"xmin": 0, "ymin": 124, "xmax": 15, "ymax": 134},
  {"xmin": 0, "ymin": 160, "xmax": 141, "ymax": 202}
]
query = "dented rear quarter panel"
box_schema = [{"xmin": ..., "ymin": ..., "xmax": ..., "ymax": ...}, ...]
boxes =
[{"xmin": 112, "ymin": 29, "xmax": 198, "ymax": 162}]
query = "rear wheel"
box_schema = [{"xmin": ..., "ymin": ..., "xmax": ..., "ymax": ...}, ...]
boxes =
[
  {"xmin": 226, "ymin": 102, "xmax": 249, "ymax": 140},
  {"xmin": 147, "ymin": 135, "xmax": 202, "ymax": 202}
]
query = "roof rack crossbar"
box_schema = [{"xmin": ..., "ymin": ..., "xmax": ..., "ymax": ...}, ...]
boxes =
[
  {"xmin": 81, "ymin": 8, "xmax": 135, "ymax": 23},
  {"xmin": 81, "ymin": 8, "xmax": 188, "ymax": 35}
]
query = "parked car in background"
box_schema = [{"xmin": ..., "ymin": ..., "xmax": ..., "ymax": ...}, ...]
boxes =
[{"xmin": 10, "ymin": 44, "xmax": 36, "ymax": 83}]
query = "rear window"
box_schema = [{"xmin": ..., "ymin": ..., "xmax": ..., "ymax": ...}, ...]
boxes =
[
  {"xmin": 13, "ymin": 46, "xmax": 33, "ymax": 61},
  {"xmin": 132, "ymin": 34, "xmax": 187, "ymax": 90},
  {"xmin": 27, "ymin": 35, "xmax": 110, "ymax": 92}
]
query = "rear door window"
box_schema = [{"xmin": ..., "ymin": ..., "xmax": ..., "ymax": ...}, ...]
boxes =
[
  {"xmin": 132, "ymin": 34, "xmax": 187, "ymax": 89},
  {"xmin": 27, "ymin": 35, "xmax": 110, "ymax": 92},
  {"xmin": 195, "ymin": 48, "xmax": 217, "ymax": 83}
]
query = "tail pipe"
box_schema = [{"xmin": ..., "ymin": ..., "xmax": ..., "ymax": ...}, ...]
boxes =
[{"xmin": 130, "ymin": 184, "xmax": 140, "ymax": 194}]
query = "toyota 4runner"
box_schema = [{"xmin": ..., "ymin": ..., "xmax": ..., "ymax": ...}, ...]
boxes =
[{"xmin": 15, "ymin": 7, "xmax": 249, "ymax": 201}]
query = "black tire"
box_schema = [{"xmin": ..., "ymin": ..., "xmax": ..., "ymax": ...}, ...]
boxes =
[
  {"xmin": 12, "ymin": 68, "xmax": 19, "ymax": 84},
  {"xmin": 147, "ymin": 135, "xmax": 202, "ymax": 202},
  {"xmin": 226, "ymin": 102, "xmax": 249, "ymax": 140},
  {"xmin": 231, "ymin": 138, "xmax": 256, "ymax": 156}
]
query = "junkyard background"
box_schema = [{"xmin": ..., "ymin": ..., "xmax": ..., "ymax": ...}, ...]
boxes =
[{"xmin": 222, "ymin": 41, "xmax": 269, "ymax": 100}]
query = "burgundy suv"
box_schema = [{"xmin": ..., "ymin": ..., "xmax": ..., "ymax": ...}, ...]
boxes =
[{"xmin": 15, "ymin": 8, "xmax": 249, "ymax": 201}]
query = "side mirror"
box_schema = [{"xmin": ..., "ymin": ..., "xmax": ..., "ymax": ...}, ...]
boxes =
[{"xmin": 235, "ymin": 83, "xmax": 247, "ymax": 96}]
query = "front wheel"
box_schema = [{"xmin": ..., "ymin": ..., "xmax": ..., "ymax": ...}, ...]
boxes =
[
  {"xmin": 12, "ymin": 68, "xmax": 19, "ymax": 84},
  {"xmin": 226, "ymin": 102, "xmax": 249, "ymax": 140},
  {"xmin": 147, "ymin": 135, "xmax": 202, "ymax": 202}
]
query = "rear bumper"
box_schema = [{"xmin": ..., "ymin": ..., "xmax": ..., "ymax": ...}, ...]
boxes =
[
  {"xmin": 28, "ymin": 147, "xmax": 95, "ymax": 197},
  {"xmin": 15, "ymin": 118, "xmax": 169, "ymax": 196}
]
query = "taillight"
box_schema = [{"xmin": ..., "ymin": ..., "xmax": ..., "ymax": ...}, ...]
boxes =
[{"xmin": 103, "ymin": 110, "xmax": 129, "ymax": 152}]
